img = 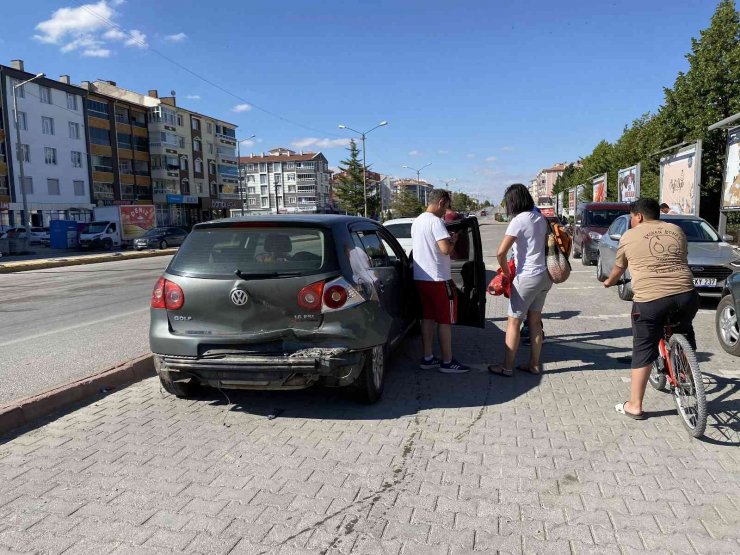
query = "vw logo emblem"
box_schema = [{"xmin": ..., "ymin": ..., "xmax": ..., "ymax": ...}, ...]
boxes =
[{"xmin": 230, "ymin": 289, "xmax": 249, "ymax": 306}]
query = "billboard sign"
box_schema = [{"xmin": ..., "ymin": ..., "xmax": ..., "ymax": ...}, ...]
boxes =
[
  {"xmin": 119, "ymin": 205, "xmax": 155, "ymax": 240},
  {"xmin": 659, "ymin": 142, "xmax": 702, "ymax": 215},
  {"xmin": 592, "ymin": 174, "xmax": 607, "ymax": 202},
  {"xmin": 557, "ymin": 191, "xmax": 564, "ymax": 215},
  {"xmin": 618, "ymin": 164, "xmax": 641, "ymax": 203},
  {"xmin": 568, "ymin": 188, "xmax": 576, "ymax": 212},
  {"xmin": 722, "ymin": 126, "xmax": 740, "ymax": 210}
]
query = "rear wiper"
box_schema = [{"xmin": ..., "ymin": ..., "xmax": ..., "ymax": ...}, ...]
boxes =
[{"xmin": 234, "ymin": 269, "xmax": 302, "ymax": 279}]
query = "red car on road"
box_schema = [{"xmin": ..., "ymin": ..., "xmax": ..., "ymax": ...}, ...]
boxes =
[{"xmin": 573, "ymin": 202, "xmax": 630, "ymax": 266}]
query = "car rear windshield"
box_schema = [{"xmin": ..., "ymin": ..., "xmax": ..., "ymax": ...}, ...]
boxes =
[
  {"xmin": 385, "ymin": 223, "xmax": 412, "ymax": 239},
  {"xmin": 168, "ymin": 226, "xmax": 330, "ymax": 278},
  {"xmin": 584, "ymin": 209, "xmax": 627, "ymax": 227},
  {"xmin": 671, "ymin": 219, "xmax": 720, "ymax": 242}
]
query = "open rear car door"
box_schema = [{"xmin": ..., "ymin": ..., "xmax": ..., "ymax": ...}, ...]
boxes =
[{"xmin": 445, "ymin": 217, "xmax": 486, "ymax": 327}]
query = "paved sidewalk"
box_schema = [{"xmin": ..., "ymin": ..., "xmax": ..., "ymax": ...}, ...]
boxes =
[{"xmin": 0, "ymin": 228, "xmax": 738, "ymax": 554}]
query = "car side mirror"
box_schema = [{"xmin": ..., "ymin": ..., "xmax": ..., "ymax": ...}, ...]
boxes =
[
  {"xmin": 609, "ymin": 234, "xmax": 622, "ymax": 241},
  {"xmin": 721, "ymin": 234, "xmax": 734, "ymax": 242}
]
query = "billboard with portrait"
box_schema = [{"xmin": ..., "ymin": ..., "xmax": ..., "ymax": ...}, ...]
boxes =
[
  {"xmin": 722, "ymin": 126, "xmax": 740, "ymax": 210},
  {"xmin": 557, "ymin": 191, "xmax": 564, "ymax": 215},
  {"xmin": 592, "ymin": 174, "xmax": 607, "ymax": 202},
  {"xmin": 618, "ymin": 164, "xmax": 640, "ymax": 203},
  {"xmin": 568, "ymin": 188, "xmax": 576, "ymax": 212},
  {"xmin": 659, "ymin": 142, "xmax": 702, "ymax": 215}
]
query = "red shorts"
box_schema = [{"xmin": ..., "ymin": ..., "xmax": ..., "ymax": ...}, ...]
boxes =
[{"xmin": 415, "ymin": 280, "xmax": 458, "ymax": 324}]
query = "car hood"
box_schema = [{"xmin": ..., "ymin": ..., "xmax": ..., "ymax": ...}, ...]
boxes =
[{"xmin": 687, "ymin": 242, "xmax": 739, "ymax": 263}]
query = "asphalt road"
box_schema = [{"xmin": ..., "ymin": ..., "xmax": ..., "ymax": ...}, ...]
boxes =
[{"xmin": 0, "ymin": 256, "xmax": 171, "ymax": 405}]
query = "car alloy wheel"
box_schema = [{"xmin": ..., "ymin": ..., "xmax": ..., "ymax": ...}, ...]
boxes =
[
  {"xmin": 160, "ymin": 240, "xmax": 168, "ymax": 250},
  {"xmin": 371, "ymin": 345, "xmax": 384, "ymax": 390},
  {"xmin": 716, "ymin": 295, "xmax": 740, "ymax": 356}
]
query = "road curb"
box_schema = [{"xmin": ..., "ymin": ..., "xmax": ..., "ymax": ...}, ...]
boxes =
[
  {"xmin": 0, "ymin": 354, "xmax": 155, "ymax": 436},
  {"xmin": 0, "ymin": 248, "xmax": 176, "ymax": 274}
]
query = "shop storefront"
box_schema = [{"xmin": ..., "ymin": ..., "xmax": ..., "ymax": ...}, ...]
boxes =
[{"xmin": 201, "ymin": 197, "xmax": 243, "ymax": 221}]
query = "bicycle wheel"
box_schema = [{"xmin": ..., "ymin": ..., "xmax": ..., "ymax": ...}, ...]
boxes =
[
  {"xmin": 668, "ymin": 334, "xmax": 707, "ymax": 438},
  {"xmin": 648, "ymin": 358, "xmax": 667, "ymax": 391}
]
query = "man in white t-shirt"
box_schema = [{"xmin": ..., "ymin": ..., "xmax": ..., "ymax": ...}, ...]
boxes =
[{"xmin": 411, "ymin": 189, "xmax": 470, "ymax": 373}]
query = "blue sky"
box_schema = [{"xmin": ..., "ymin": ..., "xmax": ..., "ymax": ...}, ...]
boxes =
[{"xmin": 0, "ymin": 0, "xmax": 723, "ymax": 203}]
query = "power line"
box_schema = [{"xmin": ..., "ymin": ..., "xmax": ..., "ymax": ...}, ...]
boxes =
[{"xmin": 69, "ymin": 0, "xmax": 343, "ymax": 139}]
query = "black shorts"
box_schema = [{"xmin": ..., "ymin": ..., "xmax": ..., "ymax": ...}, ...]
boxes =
[{"xmin": 631, "ymin": 289, "xmax": 700, "ymax": 368}]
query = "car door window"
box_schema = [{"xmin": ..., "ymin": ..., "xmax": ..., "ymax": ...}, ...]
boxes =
[
  {"xmin": 607, "ymin": 218, "xmax": 623, "ymax": 238},
  {"xmin": 377, "ymin": 230, "xmax": 405, "ymax": 264},
  {"xmin": 356, "ymin": 231, "xmax": 390, "ymax": 268}
]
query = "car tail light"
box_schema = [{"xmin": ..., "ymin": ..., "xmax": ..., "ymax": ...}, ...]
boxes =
[
  {"xmin": 324, "ymin": 284, "xmax": 348, "ymax": 310},
  {"xmin": 151, "ymin": 277, "xmax": 184, "ymax": 310},
  {"xmin": 298, "ymin": 281, "xmax": 324, "ymax": 311}
]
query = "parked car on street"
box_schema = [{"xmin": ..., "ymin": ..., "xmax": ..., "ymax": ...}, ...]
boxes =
[
  {"xmin": 149, "ymin": 215, "xmax": 486, "ymax": 403},
  {"xmin": 573, "ymin": 202, "xmax": 630, "ymax": 266},
  {"xmin": 0, "ymin": 226, "xmax": 49, "ymax": 244},
  {"xmin": 133, "ymin": 227, "xmax": 189, "ymax": 250},
  {"xmin": 382, "ymin": 217, "xmax": 414, "ymax": 256},
  {"xmin": 597, "ymin": 214, "xmax": 740, "ymax": 300},
  {"xmin": 716, "ymin": 270, "xmax": 740, "ymax": 357}
]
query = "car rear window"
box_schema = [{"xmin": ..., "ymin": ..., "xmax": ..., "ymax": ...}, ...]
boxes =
[
  {"xmin": 168, "ymin": 226, "xmax": 330, "ymax": 278},
  {"xmin": 385, "ymin": 223, "xmax": 412, "ymax": 239},
  {"xmin": 584, "ymin": 209, "xmax": 627, "ymax": 227}
]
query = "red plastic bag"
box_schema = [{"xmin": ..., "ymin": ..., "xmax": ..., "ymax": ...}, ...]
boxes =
[{"xmin": 487, "ymin": 259, "xmax": 516, "ymax": 298}]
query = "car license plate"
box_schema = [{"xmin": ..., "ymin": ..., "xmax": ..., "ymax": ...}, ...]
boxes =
[{"xmin": 693, "ymin": 278, "xmax": 716, "ymax": 287}]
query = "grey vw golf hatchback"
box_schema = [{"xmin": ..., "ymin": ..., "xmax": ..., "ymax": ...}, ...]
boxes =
[{"xmin": 149, "ymin": 215, "xmax": 486, "ymax": 403}]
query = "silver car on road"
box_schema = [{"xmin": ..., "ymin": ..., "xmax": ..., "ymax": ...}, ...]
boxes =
[{"xmin": 597, "ymin": 214, "xmax": 740, "ymax": 300}]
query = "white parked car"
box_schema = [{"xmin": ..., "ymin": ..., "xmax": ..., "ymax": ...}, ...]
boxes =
[
  {"xmin": 383, "ymin": 218, "xmax": 415, "ymax": 256},
  {"xmin": 0, "ymin": 226, "xmax": 48, "ymax": 244}
]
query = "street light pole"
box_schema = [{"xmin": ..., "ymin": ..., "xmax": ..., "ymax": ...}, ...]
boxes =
[
  {"xmin": 338, "ymin": 121, "xmax": 388, "ymax": 218},
  {"xmin": 402, "ymin": 162, "xmax": 432, "ymax": 205},
  {"xmin": 236, "ymin": 134, "xmax": 255, "ymax": 217},
  {"xmin": 12, "ymin": 72, "xmax": 45, "ymax": 252}
]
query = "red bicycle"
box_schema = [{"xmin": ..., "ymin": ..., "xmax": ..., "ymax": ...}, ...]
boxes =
[{"xmin": 648, "ymin": 313, "xmax": 707, "ymax": 438}]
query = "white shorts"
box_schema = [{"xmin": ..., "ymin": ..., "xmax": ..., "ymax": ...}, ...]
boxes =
[{"xmin": 508, "ymin": 272, "xmax": 552, "ymax": 319}]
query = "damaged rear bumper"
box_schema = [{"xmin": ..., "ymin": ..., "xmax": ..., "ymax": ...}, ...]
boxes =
[{"xmin": 153, "ymin": 348, "xmax": 366, "ymax": 390}]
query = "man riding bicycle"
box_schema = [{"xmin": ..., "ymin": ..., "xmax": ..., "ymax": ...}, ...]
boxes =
[{"xmin": 603, "ymin": 198, "xmax": 699, "ymax": 420}]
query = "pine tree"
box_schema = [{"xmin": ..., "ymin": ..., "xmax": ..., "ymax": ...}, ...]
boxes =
[
  {"xmin": 391, "ymin": 187, "xmax": 424, "ymax": 217},
  {"xmin": 333, "ymin": 140, "xmax": 381, "ymax": 217}
]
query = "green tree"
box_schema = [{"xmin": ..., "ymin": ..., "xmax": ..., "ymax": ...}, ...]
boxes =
[
  {"xmin": 391, "ymin": 187, "xmax": 424, "ymax": 217},
  {"xmin": 334, "ymin": 140, "xmax": 381, "ymax": 217}
]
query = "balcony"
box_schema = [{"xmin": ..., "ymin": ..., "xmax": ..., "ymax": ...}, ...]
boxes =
[
  {"xmin": 216, "ymin": 132, "xmax": 237, "ymax": 145},
  {"xmin": 217, "ymin": 152, "xmax": 238, "ymax": 164}
]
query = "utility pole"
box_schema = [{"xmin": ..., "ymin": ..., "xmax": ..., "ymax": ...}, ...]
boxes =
[
  {"xmin": 12, "ymin": 72, "xmax": 45, "ymax": 253},
  {"xmin": 402, "ymin": 163, "xmax": 432, "ymax": 205},
  {"xmin": 236, "ymin": 134, "xmax": 255, "ymax": 217},
  {"xmin": 338, "ymin": 121, "xmax": 388, "ymax": 218}
]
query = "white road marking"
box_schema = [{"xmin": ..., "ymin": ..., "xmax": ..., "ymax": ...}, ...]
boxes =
[
  {"xmin": 556, "ymin": 286, "xmax": 601, "ymax": 290},
  {"xmin": 576, "ymin": 314, "xmax": 631, "ymax": 319},
  {"xmin": 0, "ymin": 308, "xmax": 149, "ymax": 348}
]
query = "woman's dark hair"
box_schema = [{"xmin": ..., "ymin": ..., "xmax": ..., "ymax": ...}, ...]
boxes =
[{"xmin": 503, "ymin": 183, "xmax": 534, "ymax": 216}]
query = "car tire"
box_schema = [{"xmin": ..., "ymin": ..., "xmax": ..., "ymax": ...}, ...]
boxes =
[
  {"xmin": 617, "ymin": 280, "xmax": 634, "ymax": 301},
  {"xmin": 716, "ymin": 294, "xmax": 740, "ymax": 356},
  {"xmin": 352, "ymin": 345, "xmax": 386, "ymax": 404},
  {"xmin": 159, "ymin": 240, "xmax": 168, "ymax": 250},
  {"xmin": 158, "ymin": 370, "xmax": 201, "ymax": 398},
  {"xmin": 102, "ymin": 238, "xmax": 113, "ymax": 251},
  {"xmin": 573, "ymin": 244, "xmax": 581, "ymax": 259},
  {"xmin": 596, "ymin": 257, "xmax": 606, "ymax": 282},
  {"xmin": 581, "ymin": 248, "xmax": 591, "ymax": 265}
]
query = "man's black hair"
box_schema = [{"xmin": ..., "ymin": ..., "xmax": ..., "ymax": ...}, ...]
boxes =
[
  {"xmin": 503, "ymin": 183, "xmax": 534, "ymax": 217},
  {"xmin": 428, "ymin": 188, "xmax": 451, "ymax": 206},
  {"xmin": 630, "ymin": 198, "xmax": 660, "ymax": 220},
  {"xmin": 659, "ymin": 202, "xmax": 670, "ymax": 209}
]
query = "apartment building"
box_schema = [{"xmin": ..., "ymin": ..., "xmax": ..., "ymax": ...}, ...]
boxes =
[
  {"xmin": 534, "ymin": 162, "xmax": 569, "ymax": 203},
  {"xmin": 239, "ymin": 148, "xmax": 331, "ymax": 214},
  {"xmin": 330, "ymin": 169, "xmax": 382, "ymax": 215},
  {"xmin": 392, "ymin": 177, "xmax": 433, "ymax": 206},
  {"xmin": 146, "ymin": 91, "xmax": 238, "ymax": 225},
  {"xmin": 78, "ymin": 80, "xmax": 159, "ymax": 209},
  {"xmin": 0, "ymin": 60, "xmax": 93, "ymax": 227}
]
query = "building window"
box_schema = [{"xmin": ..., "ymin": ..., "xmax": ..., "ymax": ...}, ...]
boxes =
[
  {"xmin": 288, "ymin": 197, "xmax": 296, "ymax": 204},
  {"xmin": 71, "ymin": 151, "xmax": 83, "ymax": 168},
  {"xmin": 297, "ymin": 174, "xmax": 314, "ymax": 181},
  {"xmin": 67, "ymin": 93, "xmax": 78, "ymax": 111},
  {"xmin": 246, "ymin": 175, "xmax": 255, "ymax": 183},
  {"xmin": 286, "ymin": 162, "xmax": 295, "ymax": 169},
  {"xmin": 117, "ymin": 133, "xmax": 132, "ymax": 149},
  {"xmin": 192, "ymin": 118, "xmax": 200, "ymax": 131},
  {"xmin": 286, "ymin": 173, "xmax": 295, "ymax": 182},
  {"xmin": 194, "ymin": 159, "xmax": 203, "ymax": 173},
  {"xmin": 274, "ymin": 174, "xmax": 281, "ymax": 184},
  {"xmin": 89, "ymin": 127, "xmax": 111, "ymax": 146},
  {"xmin": 42, "ymin": 117, "xmax": 55, "ymax": 135},
  {"xmin": 91, "ymin": 155, "xmax": 113, "ymax": 172},
  {"xmin": 177, "ymin": 114, "xmax": 183, "ymax": 126},
  {"xmin": 73, "ymin": 180, "xmax": 85, "ymax": 196},
  {"xmin": 208, "ymin": 161, "xmax": 216, "ymax": 175},
  {"xmin": 260, "ymin": 174, "xmax": 267, "ymax": 185},
  {"xmin": 207, "ymin": 142, "xmax": 214, "ymax": 155},
  {"xmin": 273, "ymin": 162, "xmax": 281, "ymax": 172},
  {"xmin": 47, "ymin": 178, "xmax": 60, "ymax": 195},
  {"xmin": 10, "ymin": 79, "xmax": 25, "ymax": 98},
  {"xmin": 14, "ymin": 111, "xmax": 27, "ymax": 130},
  {"xmin": 206, "ymin": 122, "xmax": 213, "ymax": 134},
  {"xmin": 246, "ymin": 164, "xmax": 255, "ymax": 172},
  {"xmin": 261, "ymin": 198, "xmax": 268, "ymax": 208},
  {"xmin": 119, "ymin": 160, "xmax": 133, "ymax": 174},
  {"xmin": 69, "ymin": 122, "xmax": 81, "ymax": 139},
  {"xmin": 133, "ymin": 135, "xmax": 148, "ymax": 152},
  {"xmin": 93, "ymin": 182, "xmax": 114, "ymax": 199},
  {"xmin": 133, "ymin": 160, "xmax": 149, "ymax": 175},
  {"xmin": 19, "ymin": 144, "xmax": 30, "ymax": 163},
  {"xmin": 247, "ymin": 186, "xmax": 256, "ymax": 195},
  {"xmin": 87, "ymin": 99, "xmax": 109, "ymax": 118},
  {"xmin": 260, "ymin": 186, "xmax": 268, "ymax": 195},
  {"xmin": 44, "ymin": 147, "xmax": 57, "ymax": 165},
  {"xmin": 180, "ymin": 157, "xmax": 189, "ymax": 171},
  {"xmin": 39, "ymin": 86, "xmax": 52, "ymax": 104},
  {"xmin": 22, "ymin": 177, "xmax": 33, "ymax": 194},
  {"xmin": 259, "ymin": 163, "xmax": 267, "ymax": 172},
  {"xmin": 178, "ymin": 136, "xmax": 185, "ymax": 149},
  {"xmin": 193, "ymin": 138, "xmax": 201, "ymax": 152},
  {"xmin": 248, "ymin": 198, "xmax": 256, "ymax": 206}
]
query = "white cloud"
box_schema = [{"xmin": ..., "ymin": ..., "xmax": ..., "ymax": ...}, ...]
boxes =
[
  {"xmin": 291, "ymin": 137, "xmax": 351, "ymax": 149},
  {"xmin": 466, "ymin": 153, "xmax": 476, "ymax": 159},
  {"xmin": 34, "ymin": 1, "xmax": 147, "ymax": 56},
  {"xmin": 485, "ymin": 156, "xmax": 497, "ymax": 162},
  {"xmin": 124, "ymin": 29, "xmax": 147, "ymax": 48},
  {"xmin": 501, "ymin": 146, "xmax": 515, "ymax": 152},
  {"xmin": 408, "ymin": 150, "xmax": 421, "ymax": 157},
  {"xmin": 232, "ymin": 103, "xmax": 252, "ymax": 113},
  {"xmin": 164, "ymin": 32, "xmax": 187, "ymax": 43},
  {"xmin": 437, "ymin": 149, "xmax": 449, "ymax": 155},
  {"xmin": 185, "ymin": 94, "xmax": 201, "ymax": 100},
  {"xmin": 240, "ymin": 139, "xmax": 256, "ymax": 147}
]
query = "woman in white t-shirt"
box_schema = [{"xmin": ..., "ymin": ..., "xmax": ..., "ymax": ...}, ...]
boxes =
[{"xmin": 489, "ymin": 184, "xmax": 552, "ymax": 377}]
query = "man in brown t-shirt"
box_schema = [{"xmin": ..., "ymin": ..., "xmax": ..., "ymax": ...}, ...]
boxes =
[{"xmin": 603, "ymin": 198, "xmax": 699, "ymax": 420}]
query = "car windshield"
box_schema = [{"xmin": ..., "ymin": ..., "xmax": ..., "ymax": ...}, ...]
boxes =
[
  {"xmin": 169, "ymin": 226, "xmax": 329, "ymax": 278},
  {"xmin": 143, "ymin": 228, "xmax": 165, "ymax": 237},
  {"xmin": 671, "ymin": 218, "xmax": 720, "ymax": 242},
  {"xmin": 81, "ymin": 223, "xmax": 109, "ymax": 234},
  {"xmin": 584, "ymin": 210, "xmax": 626, "ymax": 227},
  {"xmin": 385, "ymin": 223, "xmax": 412, "ymax": 239}
]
